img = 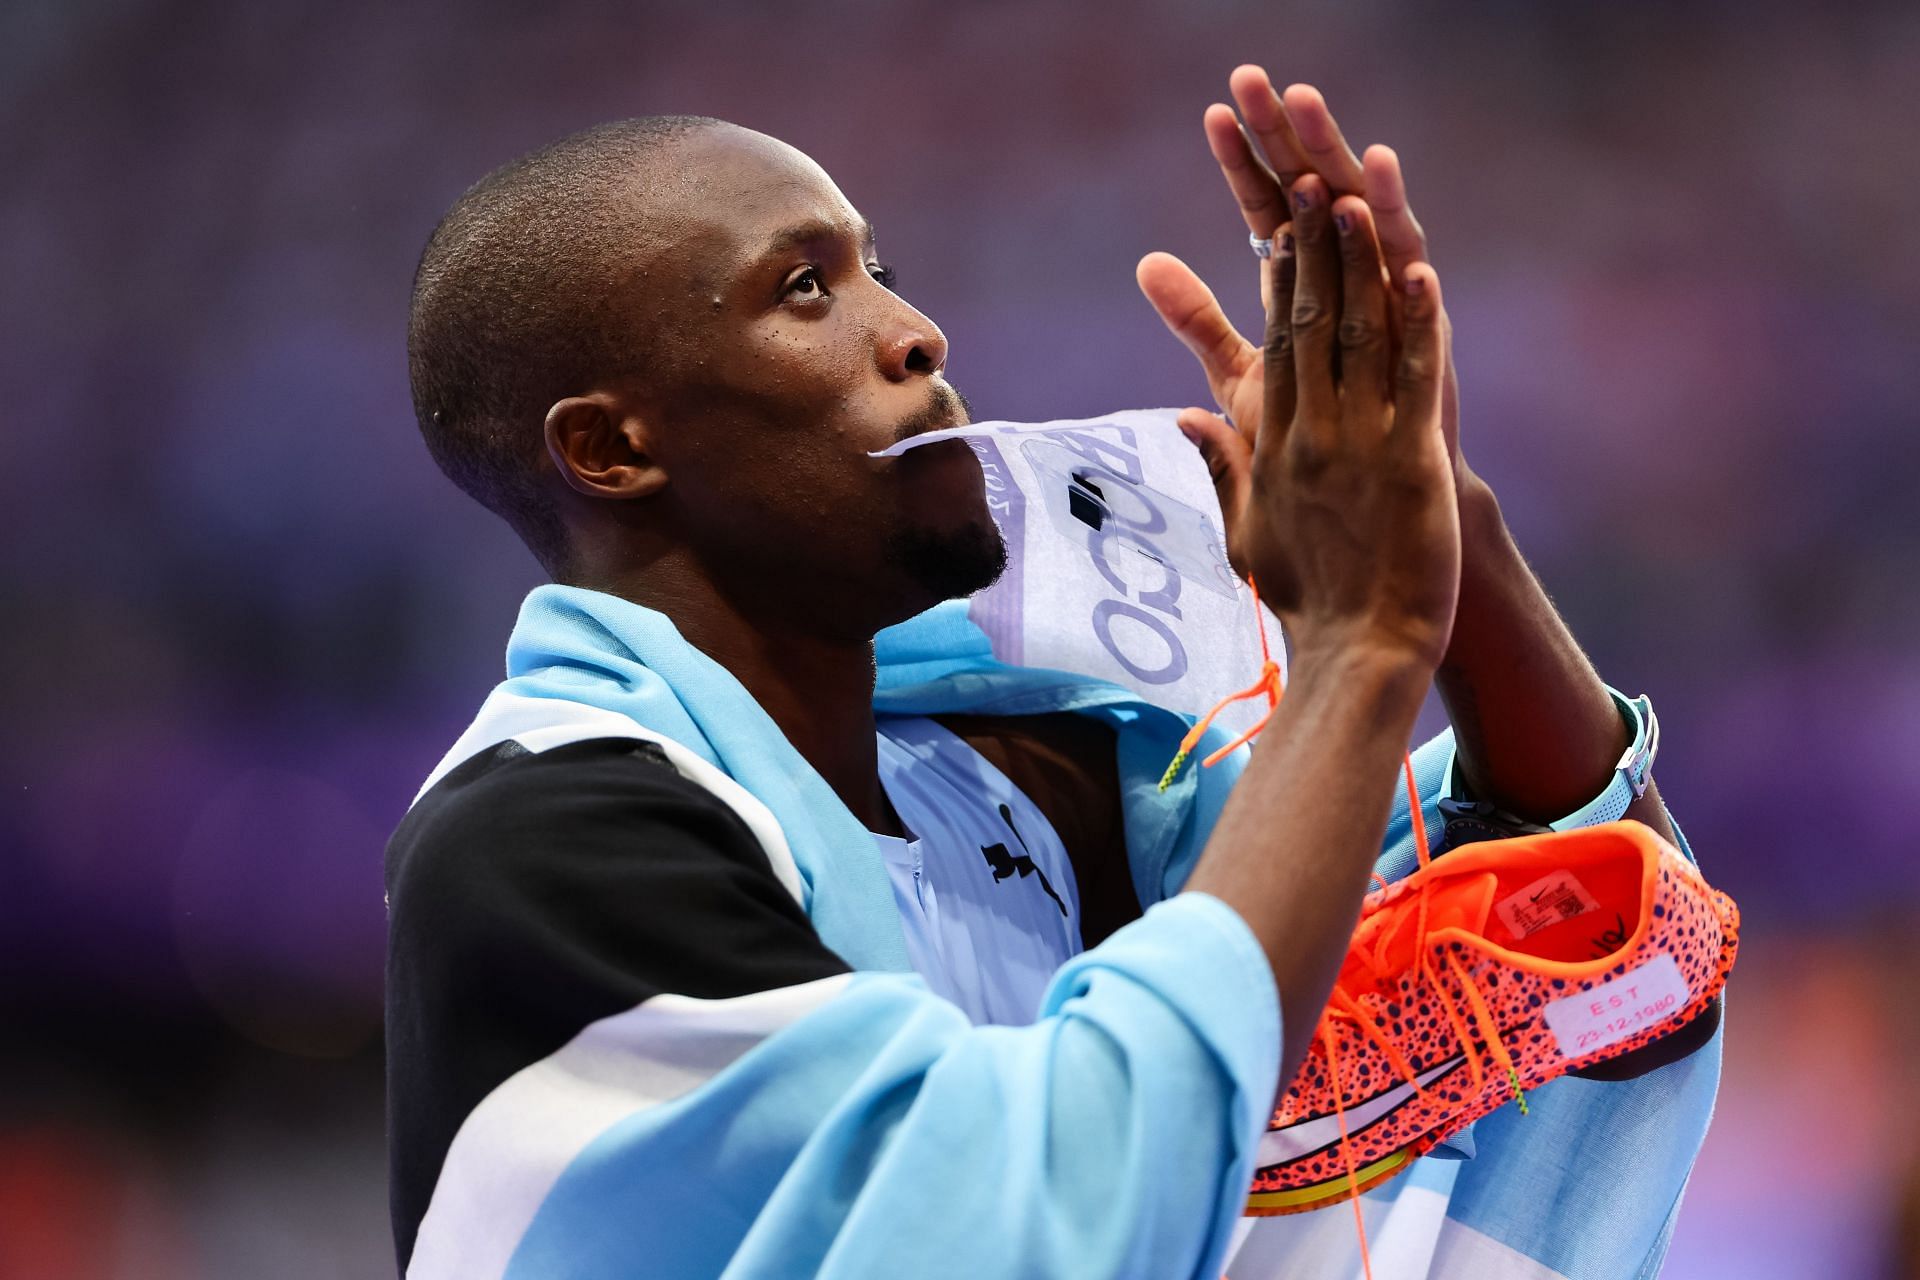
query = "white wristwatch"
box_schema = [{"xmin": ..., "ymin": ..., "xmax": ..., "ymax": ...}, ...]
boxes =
[{"xmin": 1549, "ymin": 690, "xmax": 1659, "ymax": 830}]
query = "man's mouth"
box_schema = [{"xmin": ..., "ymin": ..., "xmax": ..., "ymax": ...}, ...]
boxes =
[{"xmin": 890, "ymin": 383, "xmax": 971, "ymax": 447}]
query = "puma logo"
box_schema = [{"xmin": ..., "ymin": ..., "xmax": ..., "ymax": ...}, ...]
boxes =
[{"xmin": 979, "ymin": 802, "xmax": 1068, "ymax": 917}]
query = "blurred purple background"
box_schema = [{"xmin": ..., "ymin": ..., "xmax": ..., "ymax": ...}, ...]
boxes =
[{"xmin": 4, "ymin": 1, "xmax": 1918, "ymax": 1275}]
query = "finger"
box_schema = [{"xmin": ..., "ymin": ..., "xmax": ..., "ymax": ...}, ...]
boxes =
[
  {"xmin": 1259, "ymin": 232, "xmax": 1272, "ymax": 316},
  {"xmin": 1332, "ymin": 195, "xmax": 1392, "ymax": 422},
  {"xmin": 1259, "ymin": 218, "xmax": 1297, "ymax": 325},
  {"xmin": 1280, "ymin": 83, "xmax": 1368, "ymax": 195},
  {"xmin": 1204, "ymin": 103, "xmax": 1288, "ymax": 239},
  {"xmin": 1229, "ymin": 65, "xmax": 1315, "ymax": 191},
  {"xmin": 1176, "ymin": 406, "xmax": 1253, "ymax": 519},
  {"xmin": 1284, "ymin": 176, "xmax": 1340, "ymax": 440},
  {"xmin": 1362, "ymin": 144, "xmax": 1428, "ymax": 289},
  {"xmin": 1265, "ymin": 226, "xmax": 1297, "ymax": 431},
  {"xmin": 1136, "ymin": 251, "xmax": 1260, "ymax": 416},
  {"xmin": 1391, "ymin": 263, "xmax": 1447, "ymax": 453}
]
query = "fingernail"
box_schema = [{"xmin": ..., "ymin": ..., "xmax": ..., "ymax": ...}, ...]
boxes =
[
  {"xmin": 1405, "ymin": 273, "xmax": 1426, "ymax": 296},
  {"xmin": 1293, "ymin": 186, "xmax": 1313, "ymax": 211},
  {"xmin": 1334, "ymin": 211, "xmax": 1351, "ymax": 235},
  {"xmin": 1278, "ymin": 232, "xmax": 1295, "ymax": 257}
]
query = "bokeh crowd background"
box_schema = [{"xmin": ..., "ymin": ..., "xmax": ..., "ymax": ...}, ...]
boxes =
[{"xmin": 4, "ymin": 1, "xmax": 1917, "ymax": 1276}]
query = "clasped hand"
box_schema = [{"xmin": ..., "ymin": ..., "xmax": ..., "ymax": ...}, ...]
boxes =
[{"xmin": 1140, "ymin": 67, "xmax": 1461, "ymax": 670}]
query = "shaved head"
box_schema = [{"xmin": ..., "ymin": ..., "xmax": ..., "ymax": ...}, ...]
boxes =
[
  {"xmin": 408, "ymin": 116, "xmax": 1000, "ymax": 635},
  {"xmin": 406, "ymin": 116, "xmax": 726, "ymax": 573}
]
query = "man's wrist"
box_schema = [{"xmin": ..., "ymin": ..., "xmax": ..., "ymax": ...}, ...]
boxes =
[{"xmin": 1285, "ymin": 637, "xmax": 1432, "ymax": 722}]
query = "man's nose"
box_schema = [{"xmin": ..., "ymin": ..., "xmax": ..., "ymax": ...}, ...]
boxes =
[{"xmin": 878, "ymin": 306, "xmax": 949, "ymax": 382}]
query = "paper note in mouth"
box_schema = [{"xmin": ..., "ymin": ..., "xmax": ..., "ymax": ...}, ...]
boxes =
[
  {"xmin": 875, "ymin": 419, "xmax": 1238, "ymax": 599},
  {"xmin": 873, "ymin": 411, "xmax": 1284, "ymax": 733}
]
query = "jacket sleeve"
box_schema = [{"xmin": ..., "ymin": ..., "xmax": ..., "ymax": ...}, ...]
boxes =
[{"xmin": 386, "ymin": 737, "xmax": 1280, "ymax": 1280}]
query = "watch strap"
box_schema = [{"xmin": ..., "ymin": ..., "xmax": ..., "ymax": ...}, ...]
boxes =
[{"xmin": 1548, "ymin": 690, "xmax": 1658, "ymax": 830}]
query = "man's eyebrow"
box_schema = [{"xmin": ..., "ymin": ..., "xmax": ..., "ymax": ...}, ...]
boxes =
[{"xmin": 762, "ymin": 217, "xmax": 877, "ymax": 258}]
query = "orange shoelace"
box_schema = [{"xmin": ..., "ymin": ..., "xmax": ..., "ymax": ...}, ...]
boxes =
[
  {"xmin": 1165, "ymin": 582, "xmax": 1527, "ymax": 1280},
  {"xmin": 1156, "ymin": 580, "xmax": 1286, "ymax": 792}
]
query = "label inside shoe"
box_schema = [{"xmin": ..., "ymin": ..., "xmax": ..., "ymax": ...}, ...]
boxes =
[
  {"xmin": 1494, "ymin": 870, "xmax": 1602, "ymax": 939},
  {"xmin": 1542, "ymin": 952, "xmax": 1692, "ymax": 1060}
]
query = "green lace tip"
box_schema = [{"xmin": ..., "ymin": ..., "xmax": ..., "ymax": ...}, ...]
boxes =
[
  {"xmin": 1508, "ymin": 1067, "xmax": 1529, "ymax": 1115},
  {"xmin": 1156, "ymin": 749, "xmax": 1191, "ymax": 793}
]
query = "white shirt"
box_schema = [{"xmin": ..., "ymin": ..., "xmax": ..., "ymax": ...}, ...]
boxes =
[{"xmin": 872, "ymin": 714, "xmax": 1082, "ymax": 1026}]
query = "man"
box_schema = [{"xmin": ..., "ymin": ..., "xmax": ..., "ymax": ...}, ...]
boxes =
[{"xmin": 387, "ymin": 69, "xmax": 1718, "ymax": 1279}]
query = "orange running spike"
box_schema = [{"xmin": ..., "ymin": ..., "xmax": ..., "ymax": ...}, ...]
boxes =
[
  {"xmin": 1179, "ymin": 579, "xmax": 1740, "ymax": 1254},
  {"xmin": 1247, "ymin": 821, "xmax": 1739, "ymax": 1216}
]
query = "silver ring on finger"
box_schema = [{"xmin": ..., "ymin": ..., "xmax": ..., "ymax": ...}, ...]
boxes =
[{"xmin": 1250, "ymin": 232, "xmax": 1275, "ymax": 260}]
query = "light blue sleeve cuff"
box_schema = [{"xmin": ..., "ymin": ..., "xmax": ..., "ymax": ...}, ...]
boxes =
[{"xmin": 1049, "ymin": 891, "xmax": 1283, "ymax": 1130}]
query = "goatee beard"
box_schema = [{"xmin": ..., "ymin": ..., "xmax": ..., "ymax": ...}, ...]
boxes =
[{"xmin": 885, "ymin": 516, "xmax": 1009, "ymax": 604}]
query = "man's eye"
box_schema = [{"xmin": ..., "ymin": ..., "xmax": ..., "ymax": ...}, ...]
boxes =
[
  {"xmin": 786, "ymin": 267, "xmax": 826, "ymax": 299},
  {"xmin": 869, "ymin": 262, "xmax": 897, "ymax": 290}
]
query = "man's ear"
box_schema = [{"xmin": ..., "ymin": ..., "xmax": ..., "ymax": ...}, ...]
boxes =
[{"xmin": 543, "ymin": 393, "xmax": 668, "ymax": 500}]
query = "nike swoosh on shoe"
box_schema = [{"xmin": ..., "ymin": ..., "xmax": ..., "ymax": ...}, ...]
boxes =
[{"xmin": 1256, "ymin": 1055, "xmax": 1468, "ymax": 1168}]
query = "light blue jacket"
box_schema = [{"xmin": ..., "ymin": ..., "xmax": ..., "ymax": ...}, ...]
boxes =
[{"xmin": 404, "ymin": 585, "xmax": 1720, "ymax": 1280}]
